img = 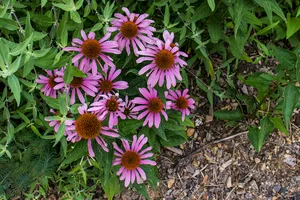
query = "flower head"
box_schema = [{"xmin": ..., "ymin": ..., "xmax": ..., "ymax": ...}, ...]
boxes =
[
  {"xmin": 44, "ymin": 109, "xmax": 62, "ymax": 132},
  {"xmin": 123, "ymin": 95, "xmax": 138, "ymax": 119},
  {"xmin": 137, "ymin": 36, "xmax": 188, "ymax": 89},
  {"xmin": 36, "ymin": 69, "xmax": 65, "ymax": 98},
  {"xmin": 63, "ymin": 30, "xmax": 121, "ymax": 75},
  {"xmin": 165, "ymin": 89, "xmax": 195, "ymax": 121},
  {"xmin": 113, "ymin": 134, "xmax": 156, "ymax": 187},
  {"xmin": 94, "ymin": 65, "xmax": 128, "ymax": 102},
  {"xmin": 89, "ymin": 94, "xmax": 126, "ymax": 128},
  {"xmin": 132, "ymin": 87, "xmax": 168, "ymax": 128},
  {"xmin": 65, "ymin": 104, "xmax": 119, "ymax": 157},
  {"xmin": 67, "ymin": 71, "xmax": 101, "ymax": 105},
  {"xmin": 107, "ymin": 7, "xmax": 155, "ymax": 55}
]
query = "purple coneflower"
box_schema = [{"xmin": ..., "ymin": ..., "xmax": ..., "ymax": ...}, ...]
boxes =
[
  {"xmin": 36, "ymin": 69, "xmax": 65, "ymax": 98},
  {"xmin": 65, "ymin": 104, "xmax": 119, "ymax": 157},
  {"xmin": 94, "ymin": 65, "xmax": 128, "ymax": 102},
  {"xmin": 66, "ymin": 72, "xmax": 101, "ymax": 105},
  {"xmin": 132, "ymin": 87, "xmax": 168, "ymax": 128},
  {"xmin": 89, "ymin": 94, "xmax": 126, "ymax": 128},
  {"xmin": 107, "ymin": 7, "xmax": 155, "ymax": 55},
  {"xmin": 123, "ymin": 95, "xmax": 138, "ymax": 119},
  {"xmin": 137, "ymin": 36, "xmax": 188, "ymax": 89},
  {"xmin": 113, "ymin": 134, "xmax": 156, "ymax": 187},
  {"xmin": 63, "ymin": 30, "xmax": 121, "ymax": 75},
  {"xmin": 165, "ymin": 89, "xmax": 195, "ymax": 121}
]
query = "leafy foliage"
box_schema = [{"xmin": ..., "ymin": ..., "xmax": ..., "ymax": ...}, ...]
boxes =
[{"xmin": 1, "ymin": 0, "xmax": 300, "ymax": 199}]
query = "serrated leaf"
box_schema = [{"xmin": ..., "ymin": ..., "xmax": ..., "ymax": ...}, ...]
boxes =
[
  {"xmin": 272, "ymin": 45, "xmax": 296, "ymax": 70},
  {"xmin": 10, "ymin": 33, "xmax": 34, "ymax": 56},
  {"xmin": 207, "ymin": 16, "xmax": 222, "ymax": 43},
  {"xmin": 102, "ymin": 175, "xmax": 121, "ymax": 200},
  {"xmin": 8, "ymin": 74, "xmax": 21, "ymax": 106}
]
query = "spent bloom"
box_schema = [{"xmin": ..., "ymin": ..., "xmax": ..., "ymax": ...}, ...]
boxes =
[
  {"xmin": 89, "ymin": 94, "xmax": 126, "ymax": 128},
  {"xmin": 107, "ymin": 7, "xmax": 155, "ymax": 55},
  {"xmin": 132, "ymin": 87, "xmax": 168, "ymax": 128},
  {"xmin": 94, "ymin": 65, "xmax": 128, "ymax": 102},
  {"xmin": 165, "ymin": 89, "xmax": 195, "ymax": 121},
  {"xmin": 63, "ymin": 30, "xmax": 121, "ymax": 75},
  {"xmin": 123, "ymin": 95, "xmax": 138, "ymax": 119},
  {"xmin": 137, "ymin": 33, "xmax": 188, "ymax": 89},
  {"xmin": 113, "ymin": 134, "xmax": 156, "ymax": 187},
  {"xmin": 36, "ymin": 69, "xmax": 65, "ymax": 98},
  {"xmin": 65, "ymin": 104, "xmax": 119, "ymax": 157},
  {"xmin": 67, "ymin": 71, "xmax": 101, "ymax": 105}
]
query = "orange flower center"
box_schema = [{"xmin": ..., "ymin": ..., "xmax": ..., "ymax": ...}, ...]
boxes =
[
  {"xmin": 106, "ymin": 97, "xmax": 119, "ymax": 112},
  {"xmin": 81, "ymin": 39, "xmax": 101, "ymax": 59},
  {"xmin": 148, "ymin": 98, "xmax": 163, "ymax": 113},
  {"xmin": 155, "ymin": 49, "xmax": 175, "ymax": 70},
  {"xmin": 48, "ymin": 76, "xmax": 57, "ymax": 88},
  {"xmin": 121, "ymin": 151, "xmax": 141, "ymax": 170},
  {"xmin": 120, "ymin": 21, "xmax": 138, "ymax": 39},
  {"xmin": 176, "ymin": 97, "xmax": 189, "ymax": 109},
  {"xmin": 75, "ymin": 113, "xmax": 102, "ymax": 139},
  {"xmin": 70, "ymin": 77, "xmax": 83, "ymax": 88},
  {"xmin": 170, "ymin": 43, "xmax": 177, "ymax": 48},
  {"xmin": 100, "ymin": 80, "xmax": 113, "ymax": 93}
]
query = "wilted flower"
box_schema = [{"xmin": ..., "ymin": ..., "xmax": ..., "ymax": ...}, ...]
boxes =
[
  {"xmin": 113, "ymin": 134, "xmax": 156, "ymax": 187},
  {"xmin": 89, "ymin": 94, "xmax": 126, "ymax": 128},
  {"xmin": 65, "ymin": 104, "xmax": 119, "ymax": 157},
  {"xmin": 132, "ymin": 87, "xmax": 168, "ymax": 128},
  {"xmin": 137, "ymin": 35, "xmax": 188, "ymax": 89},
  {"xmin": 36, "ymin": 69, "xmax": 65, "ymax": 98},
  {"xmin": 63, "ymin": 30, "xmax": 120, "ymax": 75},
  {"xmin": 165, "ymin": 89, "xmax": 195, "ymax": 121},
  {"xmin": 94, "ymin": 65, "xmax": 128, "ymax": 102},
  {"xmin": 107, "ymin": 7, "xmax": 155, "ymax": 55}
]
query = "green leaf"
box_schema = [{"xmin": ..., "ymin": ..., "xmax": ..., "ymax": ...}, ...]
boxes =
[
  {"xmin": 58, "ymin": 12, "xmax": 68, "ymax": 47},
  {"xmin": 54, "ymin": 122, "xmax": 66, "ymax": 146},
  {"xmin": 134, "ymin": 183, "xmax": 150, "ymax": 200},
  {"xmin": 41, "ymin": 0, "xmax": 47, "ymax": 7},
  {"xmin": 118, "ymin": 119, "xmax": 143, "ymax": 136},
  {"xmin": 286, "ymin": 14, "xmax": 300, "ymax": 39},
  {"xmin": 180, "ymin": 68, "xmax": 188, "ymax": 88},
  {"xmin": 207, "ymin": 16, "xmax": 222, "ymax": 43},
  {"xmin": 244, "ymin": 11, "xmax": 262, "ymax": 26},
  {"xmin": 64, "ymin": 60, "xmax": 73, "ymax": 84},
  {"xmin": 23, "ymin": 56, "xmax": 34, "ymax": 77},
  {"xmin": 9, "ymin": 55, "xmax": 23, "ymax": 74},
  {"xmin": 25, "ymin": 12, "xmax": 33, "ymax": 38},
  {"xmin": 90, "ymin": 23, "xmax": 103, "ymax": 32},
  {"xmin": 59, "ymin": 93, "xmax": 67, "ymax": 116},
  {"xmin": 60, "ymin": 136, "xmax": 68, "ymax": 157},
  {"xmin": 270, "ymin": 117, "xmax": 288, "ymax": 136},
  {"xmin": 283, "ymin": 83, "xmax": 299, "ymax": 129},
  {"xmin": 272, "ymin": 45, "xmax": 296, "ymax": 70},
  {"xmin": 53, "ymin": 3, "xmax": 72, "ymax": 11},
  {"xmin": 254, "ymin": 0, "xmax": 286, "ymax": 23},
  {"xmin": 102, "ymin": 175, "xmax": 121, "ymax": 200},
  {"xmin": 8, "ymin": 74, "xmax": 21, "ymax": 106},
  {"xmin": 255, "ymin": 21, "xmax": 280, "ymax": 36},
  {"xmin": 232, "ymin": 0, "xmax": 245, "ymax": 38},
  {"xmin": 72, "ymin": 66, "xmax": 87, "ymax": 77},
  {"xmin": 214, "ymin": 109, "xmax": 244, "ymax": 121},
  {"xmin": 248, "ymin": 117, "xmax": 274, "ymax": 152},
  {"xmin": 207, "ymin": 0, "xmax": 215, "ymax": 11},
  {"xmin": 10, "ymin": 33, "xmax": 34, "ymax": 56},
  {"xmin": 59, "ymin": 140, "xmax": 88, "ymax": 168},
  {"xmin": 296, "ymin": 58, "xmax": 300, "ymax": 83},
  {"xmin": 70, "ymin": 11, "xmax": 82, "ymax": 23},
  {"xmin": 0, "ymin": 18, "xmax": 18, "ymax": 31},
  {"xmin": 192, "ymin": 2, "xmax": 211, "ymax": 22},
  {"xmin": 160, "ymin": 130, "xmax": 187, "ymax": 147},
  {"xmin": 32, "ymin": 48, "xmax": 51, "ymax": 58},
  {"xmin": 40, "ymin": 94, "xmax": 60, "ymax": 109},
  {"xmin": 163, "ymin": 4, "xmax": 170, "ymax": 26},
  {"xmin": 75, "ymin": 0, "xmax": 84, "ymax": 10}
]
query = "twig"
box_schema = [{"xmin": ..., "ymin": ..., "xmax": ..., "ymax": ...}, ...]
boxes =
[
  {"xmin": 164, "ymin": 146, "xmax": 183, "ymax": 155},
  {"xmin": 175, "ymin": 131, "xmax": 248, "ymax": 168},
  {"xmin": 10, "ymin": 7, "xmax": 25, "ymax": 36}
]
